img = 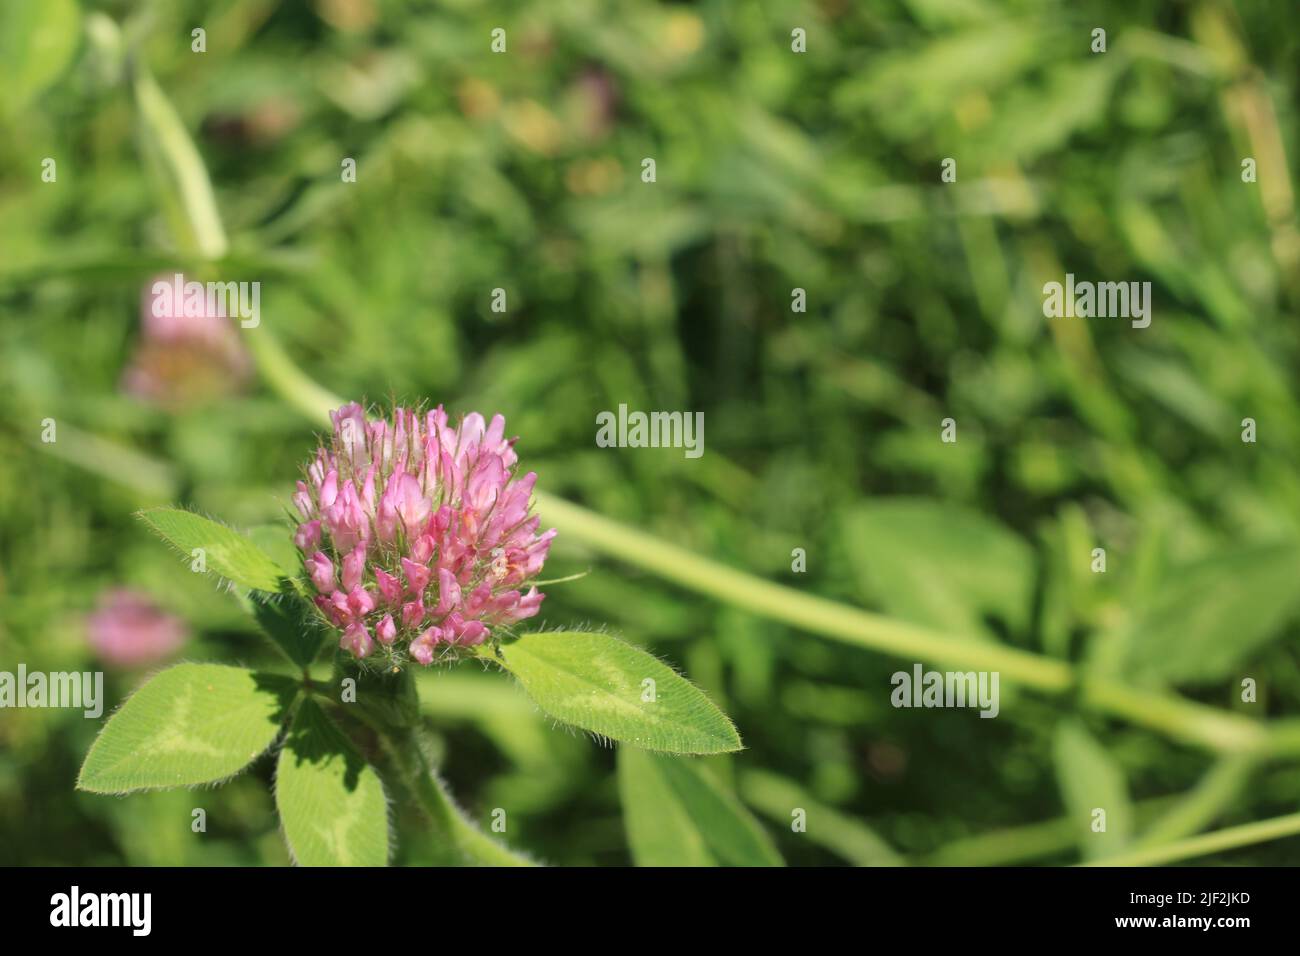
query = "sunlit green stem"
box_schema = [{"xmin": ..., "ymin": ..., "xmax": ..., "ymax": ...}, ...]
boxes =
[
  {"xmin": 923, "ymin": 796, "xmax": 1183, "ymax": 867},
  {"xmin": 1260, "ymin": 718, "xmax": 1300, "ymax": 757},
  {"xmin": 532, "ymin": 490, "xmax": 1266, "ymax": 755},
  {"xmin": 1075, "ymin": 681, "xmax": 1263, "ymax": 754},
  {"xmin": 1134, "ymin": 754, "xmax": 1258, "ymax": 848},
  {"xmin": 1081, "ymin": 811, "xmax": 1300, "ymax": 867},
  {"xmin": 131, "ymin": 59, "xmax": 228, "ymax": 260},
  {"xmin": 245, "ymin": 332, "xmax": 342, "ymax": 427},
  {"xmin": 536, "ymin": 492, "xmax": 1075, "ymax": 688}
]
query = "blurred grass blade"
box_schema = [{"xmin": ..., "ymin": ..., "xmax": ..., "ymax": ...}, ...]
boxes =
[
  {"xmin": 841, "ymin": 498, "xmax": 1036, "ymax": 640},
  {"xmin": 0, "ymin": 0, "xmax": 81, "ymax": 113},
  {"xmin": 1135, "ymin": 754, "xmax": 1257, "ymax": 849},
  {"xmin": 1081, "ymin": 811, "xmax": 1300, "ymax": 868},
  {"xmin": 29, "ymin": 421, "xmax": 177, "ymax": 499},
  {"xmin": 1053, "ymin": 720, "xmax": 1134, "ymax": 861},
  {"xmin": 1097, "ymin": 542, "xmax": 1300, "ymax": 686},
  {"xmin": 740, "ymin": 770, "xmax": 903, "ymax": 866},
  {"xmin": 131, "ymin": 60, "xmax": 228, "ymax": 259},
  {"xmin": 619, "ymin": 749, "xmax": 782, "ymax": 866}
]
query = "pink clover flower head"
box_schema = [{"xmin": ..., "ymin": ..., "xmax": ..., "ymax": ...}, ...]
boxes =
[{"xmin": 294, "ymin": 403, "xmax": 555, "ymax": 667}]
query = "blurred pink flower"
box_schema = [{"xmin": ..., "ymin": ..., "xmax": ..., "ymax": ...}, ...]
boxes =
[
  {"xmin": 122, "ymin": 274, "xmax": 251, "ymax": 408},
  {"xmin": 294, "ymin": 403, "xmax": 556, "ymax": 666},
  {"xmin": 86, "ymin": 589, "xmax": 188, "ymax": 668},
  {"xmin": 570, "ymin": 68, "xmax": 618, "ymax": 140}
]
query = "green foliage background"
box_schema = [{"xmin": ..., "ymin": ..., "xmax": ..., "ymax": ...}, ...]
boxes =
[{"xmin": 2, "ymin": 0, "xmax": 1300, "ymax": 866}]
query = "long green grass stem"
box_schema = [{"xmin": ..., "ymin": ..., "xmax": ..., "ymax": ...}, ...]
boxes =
[
  {"xmin": 921, "ymin": 796, "xmax": 1183, "ymax": 867},
  {"xmin": 1133, "ymin": 754, "xmax": 1258, "ymax": 849},
  {"xmin": 537, "ymin": 491, "xmax": 1075, "ymax": 689},
  {"xmin": 1080, "ymin": 811, "xmax": 1300, "ymax": 867},
  {"xmin": 531, "ymin": 488, "xmax": 1266, "ymax": 756},
  {"xmin": 245, "ymin": 331, "xmax": 346, "ymax": 427},
  {"xmin": 131, "ymin": 60, "xmax": 228, "ymax": 260}
]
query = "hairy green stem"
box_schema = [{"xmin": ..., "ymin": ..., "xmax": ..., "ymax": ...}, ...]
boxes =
[
  {"xmin": 384, "ymin": 727, "xmax": 537, "ymax": 867},
  {"xmin": 310, "ymin": 673, "xmax": 533, "ymax": 867}
]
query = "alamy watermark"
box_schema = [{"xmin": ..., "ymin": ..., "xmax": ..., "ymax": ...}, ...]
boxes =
[
  {"xmin": 50, "ymin": 886, "xmax": 151, "ymax": 936},
  {"xmin": 0, "ymin": 665, "xmax": 103, "ymax": 718},
  {"xmin": 151, "ymin": 272, "xmax": 260, "ymax": 328},
  {"xmin": 1042, "ymin": 274, "xmax": 1151, "ymax": 328},
  {"xmin": 595, "ymin": 404, "xmax": 704, "ymax": 459},
  {"xmin": 891, "ymin": 664, "xmax": 999, "ymax": 718}
]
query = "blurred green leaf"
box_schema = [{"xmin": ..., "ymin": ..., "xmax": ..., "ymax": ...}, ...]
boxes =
[
  {"xmin": 842, "ymin": 498, "xmax": 1035, "ymax": 639},
  {"xmin": 835, "ymin": 20, "xmax": 1047, "ymax": 138},
  {"xmin": 275, "ymin": 699, "xmax": 388, "ymax": 867},
  {"xmin": 78, "ymin": 664, "xmax": 295, "ymax": 793},
  {"xmin": 1053, "ymin": 720, "xmax": 1134, "ymax": 861},
  {"xmin": 740, "ymin": 769, "xmax": 903, "ymax": 866},
  {"xmin": 980, "ymin": 59, "xmax": 1121, "ymax": 163},
  {"xmin": 0, "ymin": 0, "xmax": 81, "ymax": 112},
  {"xmin": 492, "ymin": 631, "xmax": 741, "ymax": 754},
  {"xmin": 618, "ymin": 748, "xmax": 782, "ymax": 866},
  {"xmin": 1106, "ymin": 542, "xmax": 1300, "ymax": 686}
]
